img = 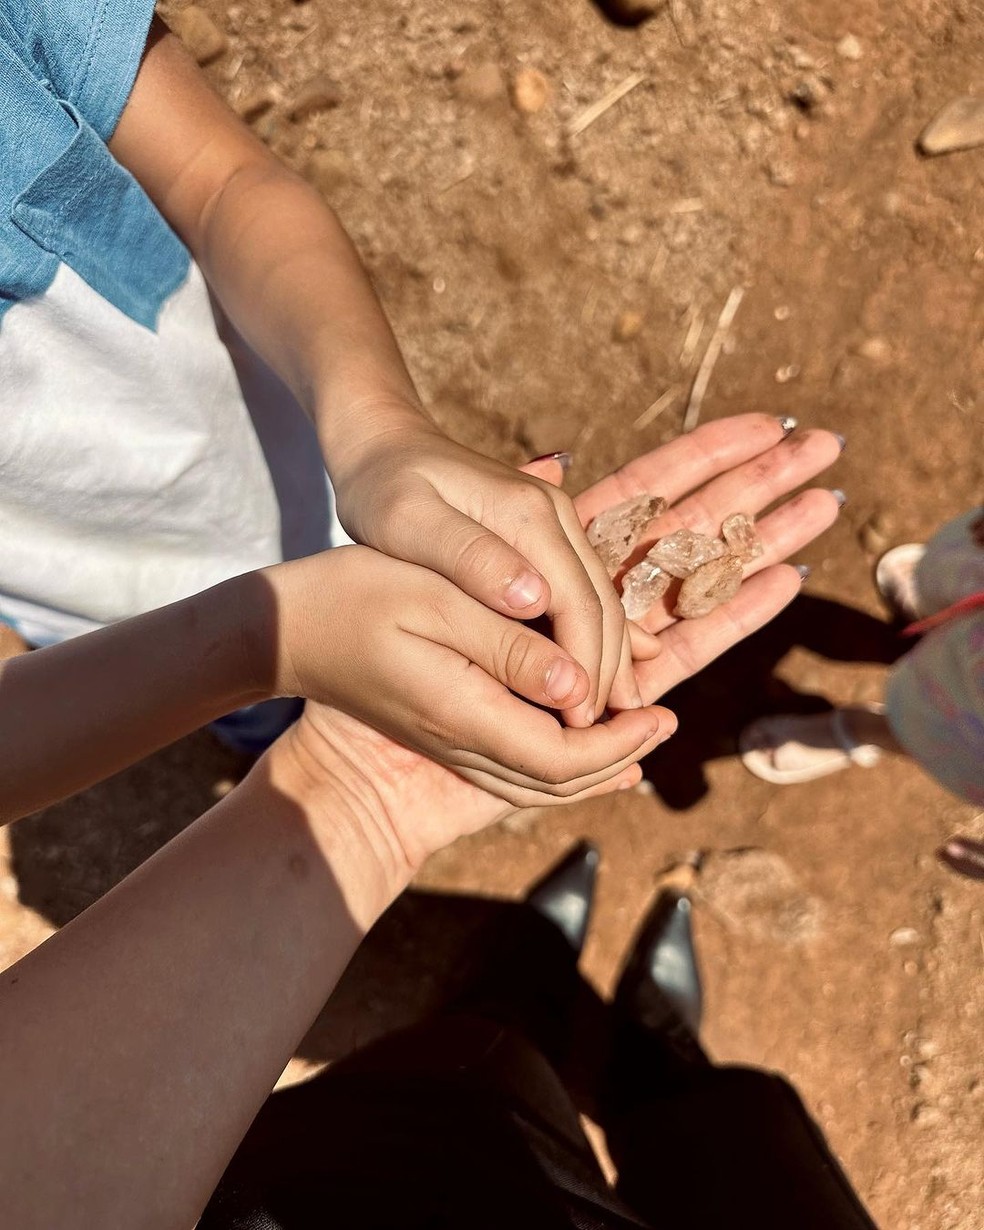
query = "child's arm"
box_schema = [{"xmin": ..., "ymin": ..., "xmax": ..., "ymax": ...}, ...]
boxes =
[
  {"xmin": 0, "ymin": 541, "xmax": 666, "ymax": 825},
  {"xmin": 108, "ymin": 18, "xmax": 638, "ymax": 729}
]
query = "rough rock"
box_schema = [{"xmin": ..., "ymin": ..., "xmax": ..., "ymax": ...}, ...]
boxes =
[
  {"xmin": 918, "ymin": 97, "xmax": 984, "ymax": 156},
  {"xmin": 722, "ymin": 512, "xmax": 764, "ymax": 563},
  {"xmin": 512, "ymin": 68, "xmax": 551, "ymax": 115},
  {"xmin": 169, "ymin": 6, "xmax": 228, "ymax": 65},
  {"xmin": 612, "ymin": 309, "xmax": 644, "ymax": 342},
  {"xmin": 620, "ymin": 555, "xmax": 670, "ymax": 619},
  {"xmin": 587, "ymin": 494, "xmax": 667, "ymax": 576},
  {"xmin": 856, "ymin": 336, "xmax": 893, "ymax": 364},
  {"xmin": 674, "ymin": 553, "xmax": 743, "ymax": 618},
  {"xmin": 697, "ymin": 848, "xmax": 825, "ymax": 945},
  {"xmin": 648, "ymin": 528, "xmax": 727, "ymax": 579},
  {"xmin": 835, "ymin": 34, "xmax": 863, "ymax": 61}
]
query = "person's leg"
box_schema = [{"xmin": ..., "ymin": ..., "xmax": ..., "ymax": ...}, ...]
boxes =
[
  {"xmin": 603, "ymin": 890, "xmax": 879, "ymax": 1230},
  {"xmin": 201, "ymin": 848, "xmax": 647, "ymax": 1230}
]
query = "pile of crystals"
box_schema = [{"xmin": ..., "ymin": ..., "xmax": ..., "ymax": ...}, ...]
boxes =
[{"xmin": 587, "ymin": 494, "xmax": 763, "ymax": 620}]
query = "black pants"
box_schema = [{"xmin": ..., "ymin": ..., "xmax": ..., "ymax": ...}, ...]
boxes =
[{"xmin": 200, "ymin": 1014, "xmax": 877, "ymax": 1230}]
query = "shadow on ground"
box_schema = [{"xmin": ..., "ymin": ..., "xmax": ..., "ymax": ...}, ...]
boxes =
[
  {"xmin": 8, "ymin": 594, "xmax": 907, "ymax": 929},
  {"xmin": 645, "ymin": 594, "xmax": 908, "ymax": 810}
]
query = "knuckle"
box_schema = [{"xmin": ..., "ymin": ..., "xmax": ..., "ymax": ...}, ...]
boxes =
[
  {"xmin": 449, "ymin": 528, "xmax": 496, "ymax": 587},
  {"xmin": 514, "ymin": 482, "xmax": 559, "ymax": 525},
  {"xmin": 499, "ymin": 630, "xmax": 542, "ymax": 689}
]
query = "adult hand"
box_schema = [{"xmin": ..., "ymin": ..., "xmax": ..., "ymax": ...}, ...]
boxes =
[
  {"xmin": 278, "ymin": 414, "xmax": 844, "ymax": 863},
  {"xmin": 571, "ymin": 413, "xmax": 844, "ymax": 703}
]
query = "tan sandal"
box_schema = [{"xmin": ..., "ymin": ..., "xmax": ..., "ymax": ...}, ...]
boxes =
[{"xmin": 739, "ymin": 706, "xmax": 884, "ymax": 785}]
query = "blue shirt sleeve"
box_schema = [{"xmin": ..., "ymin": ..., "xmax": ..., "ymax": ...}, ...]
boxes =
[{"xmin": 0, "ymin": 0, "xmax": 156, "ymax": 139}]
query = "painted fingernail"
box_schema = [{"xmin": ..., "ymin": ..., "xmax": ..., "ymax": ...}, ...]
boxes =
[
  {"xmin": 545, "ymin": 658, "xmax": 579, "ymax": 702},
  {"xmin": 833, "ymin": 432, "xmax": 847, "ymax": 451},
  {"xmin": 831, "ymin": 488, "xmax": 847, "ymax": 508},
  {"xmin": 529, "ymin": 451, "xmax": 573, "ymax": 472},
  {"xmin": 795, "ymin": 563, "xmax": 812, "ymax": 581},
  {"xmin": 504, "ymin": 571, "xmax": 544, "ymax": 609},
  {"xmin": 776, "ymin": 415, "xmax": 798, "ymax": 436}
]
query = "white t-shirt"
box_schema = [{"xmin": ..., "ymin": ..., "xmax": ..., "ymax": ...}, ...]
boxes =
[{"xmin": 0, "ymin": 259, "xmax": 348, "ymax": 646}]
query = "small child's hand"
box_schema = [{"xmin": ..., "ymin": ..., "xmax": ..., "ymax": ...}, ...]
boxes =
[
  {"xmin": 331, "ymin": 424, "xmax": 642, "ymax": 728},
  {"xmin": 263, "ymin": 546, "xmax": 668, "ymax": 807}
]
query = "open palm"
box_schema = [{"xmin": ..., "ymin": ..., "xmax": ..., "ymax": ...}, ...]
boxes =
[{"xmin": 286, "ymin": 414, "xmax": 842, "ymax": 867}]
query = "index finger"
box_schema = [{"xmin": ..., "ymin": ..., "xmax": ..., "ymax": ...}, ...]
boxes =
[{"xmin": 574, "ymin": 413, "xmax": 795, "ymax": 526}]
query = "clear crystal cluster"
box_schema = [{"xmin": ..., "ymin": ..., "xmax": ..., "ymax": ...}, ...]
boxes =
[
  {"xmin": 586, "ymin": 494, "xmax": 667, "ymax": 576},
  {"xmin": 587, "ymin": 500, "xmax": 764, "ymax": 622}
]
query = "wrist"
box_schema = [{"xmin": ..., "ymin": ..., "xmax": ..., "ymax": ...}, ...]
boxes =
[
  {"xmin": 260, "ymin": 714, "xmax": 413, "ymax": 923},
  {"xmin": 204, "ymin": 572, "xmax": 280, "ymax": 707},
  {"xmin": 315, "ymin": 391, "xmax": 440, "ymax": 481}
]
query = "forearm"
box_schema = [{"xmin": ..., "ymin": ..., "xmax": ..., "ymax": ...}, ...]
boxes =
[
  {"xmin": 109, "ymin": 23, "xmax": 432, "ymax": 478},
  {"xmin": 199, "ymin": 162, "xmax": 430, "ymax": 471},
  {"xmin": 0, "ymin": 573, "xmax": 271, "ymax": 824},
  {"xmin": 0, "ymin": 742, "xmax": 402, "ymax": 1229}
]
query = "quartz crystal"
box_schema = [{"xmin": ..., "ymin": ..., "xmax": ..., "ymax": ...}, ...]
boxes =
[
  {"xmin": 674, "ymin": 554, "xmax": 743, "ymax": 619},
  {"xmin": 722, "ymin": 512, "xmax": 764, "ymax": 563},
  {"xmin": 587, "ymin": 494, "xmax": 667, "ymax": 575},
  {"xmin": 619, "ymin": 554, "xmax": 671, "ymax": 619},
  {"xmin": 648, "ymin": 528, "xmax": 727, "ymax": 579}
]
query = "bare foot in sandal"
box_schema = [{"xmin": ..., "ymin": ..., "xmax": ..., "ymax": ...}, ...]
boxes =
[{"xmin": 739, "ymin": 704, "xmax": 904, "ymax": 785}]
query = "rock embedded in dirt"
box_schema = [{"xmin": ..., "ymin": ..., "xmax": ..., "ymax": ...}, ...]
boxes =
[
  {"xmin": 918, "ymin": 96, "xmax": 984, "ymax": 156},
  {"xmin": 674, "ymin": 553, "xmax": 743, "ymax": 618},
  {"xmin": 587, "ymin": 494, "xmax": 667, "ymax": 575},
  {"xmin": 612, "ymin": 309, "xmax": 644, "ymax": 342},
  {"xmin": 511, "ymin": 68, "xmax": 551, "ymax": 114},
  {"xmin": 648, "ymin": 528, "xmax": 727, "ymax": 578},
  {"xmin": 287, "ymin": 76, "xmax": 342, "ymax": 122},
  {"xmin": 722, "ymin": 512, "xmax": 764, "ymax": 563},
  {"xmin": 169, "ymin": 6, "xmax": 228, "ymax": 65},
  {"xmin": 835, "ymin": 33, "xmax": 863, "ymax": 61},
  {"xmin": 697, "ymin": 848, "xmax": 825, "ymax": 945},
  {"xmin": 620, "ymin": 555, "xmax": 671, "ymax": 619},
  {"xmin": 856, "ymin": 336, "xmax": 893, "ymax": 364}
]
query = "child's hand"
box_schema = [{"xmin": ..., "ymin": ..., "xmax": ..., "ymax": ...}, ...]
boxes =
[
  {"xmin": 263, "ymin": 546, "xmax": 669, "ymax": 807},
  {"xmin": 329, "ymin": 422, "xmax": 642, "ymax": 729}
]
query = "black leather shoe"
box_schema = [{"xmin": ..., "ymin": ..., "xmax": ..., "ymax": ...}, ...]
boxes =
[
  {"xmin": 526, "ymin": 841, "xmax": 599, "ymax": 955},
  {"xmin": 616, "ymin": 891, "xmax": 702, "ymax": 1036},
  {"xmin": 610, "ymin": 891, "xmax": 708, "ymax": 1099}
]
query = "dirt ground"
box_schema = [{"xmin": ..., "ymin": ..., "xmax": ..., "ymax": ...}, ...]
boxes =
[{"xmin": 2, "ymin": 0, "xmax": 982, "ymax": 1225}]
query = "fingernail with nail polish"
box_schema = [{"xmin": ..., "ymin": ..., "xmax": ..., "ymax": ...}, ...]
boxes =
[
  {"xmin": 831, "ymin": 488, "xmax": 847, "ymax": 508},
  {"xmin": 544, "ymin": 658, "xmax": 578, "ymax": 702},
  {"xmin": 529, "ymin": 451, "xmax": 573, "ymax": 472},
  {"xmin": 504, "ymin": 571, "xmax": 544, "ymax": 610},
  {"xmin": 833, "ymin": 432, "xmax": 847, "ymax": 451},
  {"xmin": 795, "ymin": 564, "xmax": 811, "ymax": 581},
  {"xmin": 776, "ymin": 415, "xmax": 798, "ymax": 436}
]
